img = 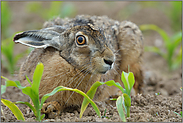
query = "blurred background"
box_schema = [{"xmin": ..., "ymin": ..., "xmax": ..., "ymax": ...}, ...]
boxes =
[{"xmin": 1, "ymin": 1, "xmax": 182, "ymax": 98}]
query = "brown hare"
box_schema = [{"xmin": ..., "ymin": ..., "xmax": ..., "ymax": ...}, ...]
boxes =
[{"xmin": 14, "ymin": 15, "xmax": 144, "ymax": 118}]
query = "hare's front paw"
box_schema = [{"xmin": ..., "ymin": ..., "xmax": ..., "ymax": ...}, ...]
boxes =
[{"xmin": 41, "ymin": 101, "xmax": 61, "ymax": 118}]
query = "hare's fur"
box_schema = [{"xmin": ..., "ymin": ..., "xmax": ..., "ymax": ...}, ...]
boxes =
[{"xmin": 15, "ymin": 15, "xmax": 144, "ymax": 117}]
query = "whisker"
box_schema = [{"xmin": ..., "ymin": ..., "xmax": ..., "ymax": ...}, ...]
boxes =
[
  {"xmin": 84, "ymin": 68, "xmax": 97, "ymax": 93},
  {"xmin": 74, "ymin": 67, "xmax": 92, "ymax": 89},
  {"xmin": 67, "ymin": 62, "xmax": 91, "ymax": 86},
  {"xmin": 73, "ymin": 65, "xmax": 93, "ymax": 88},
  {"xmin": 114, "ymin": 49, "xmax": 122, "ymax": 54},
  {"xmin": 45, "ymin": 70, "xmax": 73, "ymax": 79},
  {"xmin": 105, "ymin": 72, "xmax": 113, "ymax": 97},
  {"xmin": 113, "ymin": 67, "xmax": 120, "ymax": 76},
  {"xmin": 64, "ymin": 66, "xmax": 93, "ymax": 106}
]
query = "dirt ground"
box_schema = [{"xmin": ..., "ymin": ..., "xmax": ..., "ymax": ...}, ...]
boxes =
[{"xmin": 1, "ymin": 1, "xmax": 182, "ymax": 122}]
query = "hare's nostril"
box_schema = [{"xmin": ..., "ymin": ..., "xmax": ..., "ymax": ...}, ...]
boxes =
[{"xmin": 104, "ymin": 59, "xmax": 113, "ymax": 66}]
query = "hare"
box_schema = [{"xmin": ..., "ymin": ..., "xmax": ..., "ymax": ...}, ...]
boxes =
[{"xmin": 14, "ymin": 15, "xmax": 144, "ymax": 118}]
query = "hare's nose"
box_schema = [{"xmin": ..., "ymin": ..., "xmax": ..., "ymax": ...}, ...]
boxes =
[{"xmin": 103, "ymin": 59, "xmax": 113, "ymax": 66}]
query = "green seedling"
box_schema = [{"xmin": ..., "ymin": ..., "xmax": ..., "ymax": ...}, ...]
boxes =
[
  {"xmin": 155, "ymin": 92, "xmax": 161, "ymax": 95},
  {"xmin": 1, "ymin": 36, "xmax": 29, "ymax": 75},
  {"xmin": 1, "ymin": 86, "xmax": 25, "ymax": 121},
  {"xmin": 174, "ymin": 111, "xmax": 182, "ymax": 117},
  {"xmin": 1, "ymin": 62, "xmax": 100, "ymax": 121},
  {"xmin": 80, "ymin": 71, "xmax": 135, "ymax": 122},
  {"xmin": 26, "ymin": 1, "xmax": 76, "ymax": 20},
  {"xmin": 1, "ymin": 1, "xmax": 11, "ymax": 39},
  {"xmin": 1, "ymin": 99, "xmax": 25, "ymax": 121},
  {"xmin": 140, "ymin": 24, "xmax": 182, "ymax": 71},
  {"xmin": 101, "ymin": 109, "xmax": 112, "ymax": 119},
  {"xmin": 167, "ymin": 2, "xmax": 182, "ymax": 31}
]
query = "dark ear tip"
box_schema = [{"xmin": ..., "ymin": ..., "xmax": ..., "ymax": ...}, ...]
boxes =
[{"xmin": 13, "ymin": 32, "xmax": 24, "ymax": 42}]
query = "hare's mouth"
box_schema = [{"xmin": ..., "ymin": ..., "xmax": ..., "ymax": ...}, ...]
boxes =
[
  {"xmin": 96, "ymin": 60, "xmax": 113, "ymax": 74},
  {"xmin": 91, "ymin": 57, "xmax": 114, "ymax": 74},
  {"xmin": 99, "ymin": 58, "xmax": 114, "ymax": 74},
  {"xmin": 97, "ymin": 63, "xmax": 113, "ymax": 74}
]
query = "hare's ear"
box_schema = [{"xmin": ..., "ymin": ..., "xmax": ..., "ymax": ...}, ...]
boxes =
[{"xmin": 13, "ymin": 29, "xmax": 62, "ymax": 50}]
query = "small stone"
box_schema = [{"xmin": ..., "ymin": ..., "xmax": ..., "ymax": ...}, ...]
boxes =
[{"xmin": 50, "ymin": 119, "xmax": 55, "ymax": 122}]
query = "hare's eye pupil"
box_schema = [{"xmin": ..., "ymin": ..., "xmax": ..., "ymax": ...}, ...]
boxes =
[
  {"xmin": 76, "ymin": 36, "xmax": 86, "ymax": 45},
  {"xmin": 78, "ymin": 37, "xmax": 83, "ymax": 43}
]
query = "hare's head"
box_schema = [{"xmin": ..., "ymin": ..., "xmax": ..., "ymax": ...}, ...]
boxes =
[{"xmin": 14, "ymin": 22, "xmax": 114, "ymax": 75}]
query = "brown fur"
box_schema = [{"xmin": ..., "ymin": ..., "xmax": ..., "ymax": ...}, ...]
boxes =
[{"xmin": 16, "ymin": 15, "xmax": 144, "ymax": 117}]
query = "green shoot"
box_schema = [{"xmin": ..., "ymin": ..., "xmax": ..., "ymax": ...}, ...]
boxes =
[
  {"xmin": 101, "ymin": 109, "xmax": 112, "ymax": 119},
  {"xmin": 166, "ymin": 2, "xmax": 182, "ymax": 31},
  {"xmin": 174, "ymin": 111, "xmax": 182, "ymax": 117},
  {"xmin": 80, "ymin": 71, "xmax": 135, "ymax": 121},
  {"xmin": 1, "ymin": 62, "xmax": 100, "ymax": 121},
  {"xmin": 1, "ymin": 62, "xmax": 45, "ymax": 121},
  {"xmin": 26, "ymin": 2, "xmax": 76, "ymax": 20},
  {"xmin": 140, "ymin": 24, "xmax": 182, "ymax": 71},
  {"xmin": 40, "ymin": 86, "xmax": 100, "ymax": 117},
  {"xmin": 1, "ymin": 35, "xmax": 29, "ymax": 75},
  {"xmin": 155, "ymin": 92, "xmax": 161, "ymax": 95},
  {"xmin": 1, "ymin": 1, "xmax": 11, "ymax": 39},
  {"xmin": 1, "ymin": 99, "xmax": 25, "ymax": 121},
  {"xmin": 116, "ymin": 95, "xmax": 126, "ymax": 121}
]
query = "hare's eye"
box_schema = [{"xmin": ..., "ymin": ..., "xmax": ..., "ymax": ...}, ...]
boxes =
[{"xmin": 76, "ymin": 35, "xmax": 86, "ymax": 45}]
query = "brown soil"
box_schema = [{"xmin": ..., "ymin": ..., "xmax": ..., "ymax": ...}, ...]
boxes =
[{"xmin": 1, "ymin": 1, "xmax": 182, "ymax": 122}]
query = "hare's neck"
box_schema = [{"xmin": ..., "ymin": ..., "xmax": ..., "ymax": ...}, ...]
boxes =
[{"xmin": 67, "ymin": 68, "xmax": 101, "ymax": 93}]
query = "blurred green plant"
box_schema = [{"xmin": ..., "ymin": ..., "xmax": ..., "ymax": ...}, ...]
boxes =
[
  {"xmin": 166, "ymin": 2, "xmax": 182, "ymax": 31},
  {"xmin": 140, "ymin": 24, "xmax": 182, "ymax": 71},
  {"xmin": 80, "ymin": 71, "xmax": 135, "ymax": 122},
  {"xmin": 101, "ymin": 109, "xmax": 112, "ymax": 119},
  {"xmin": 1, "ymin": 1, "xmax": 11, "ymax": 39},
  {"xmin": 1, "ymin": 2, "xmax": 29, "ymax": 76},
  {"xmin": 1, "ymin": 35, "xmax": 30, "ymax": 75},
  {"xmin": 1, "ymin": 62, "xmax": 100, "ymax": 122},
  {"xmin": 26, "ymin": 2, "xmax": 76, "ymax": 20}
]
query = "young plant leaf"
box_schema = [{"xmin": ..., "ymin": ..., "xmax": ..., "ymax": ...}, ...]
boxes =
[
  {"xmin": 40, "ymin": 114, "xmax": 45, "ymax": 120},
  {"xmin": 1, "ymin": 99, "xmax": 25, "ymax": 121},
  {"xmin": 1, "ymin": 85, "xmax": 6, "ymax": 95},
  {"xmin": 110, "ymin": 98, "xmax": 117, "ymax": 101},
  {"xmin": 144, "ymin": 46, "xmax": 166, "ymax": 59},
  {"xmin": 121, "ymin": 71, "xmax": 130, "ymax": 95},
  {"xmin": 21, "ymin": 86, "xmax": 40, "ymax": 118},
  {"xmin": 123, "ymin": 93, "xmax": 131, "ymax": 117},
  {"xmin": 105, "ymin": 80, "xmax": 125, "ymax": 93},
  {"xmin": 116, "ymin": 96, "xmax": 126, "ymax": 122},
  {"xmin": 80, "ymin": 81, "xmax": 104, "ymax": 118},
  {"xmin": 29, "ymin": 62, "xmax": 44, "ymax": 118},
  {"xmin": 128, "ymin": 72, "xmax": 135, "ymax": 91},
  {"xmin": 26, "ymin": 75, "xmax": 32, "ymax": 86},
  {"xmin": 1, "ymin": 76, "xmax": 26, "ymax": 90},
  {"xmin": 40, "ymin": 86, "xmax": 101, "ymax": 118},
  {"xmin": 1, "ymin": 63, "xmax": 46, "ymax": 122},
  {"xmin": 15, "ymin": 101, "xmax": 37, "ymax": 116},
  {"xmin": 174, "ymin": 111, "xmax": 182, "ymax": 117},
  {"xmin": 80, "ymin": 80, "xmax": 125, "ymax": 118},
  {"xmin": 32, "ymin": 62, "xmax": 44, "ymax": 96},
  {"xmin": 1, "ymin": 76, "xmax": 18, "ymax": 88},
  {"xmin": 123, "ymin": 93, "xmax": 131, "ymax": 107},
  {"xmin": 140, "ymin": 24, "xmax": 170, "ymax": 45}
]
